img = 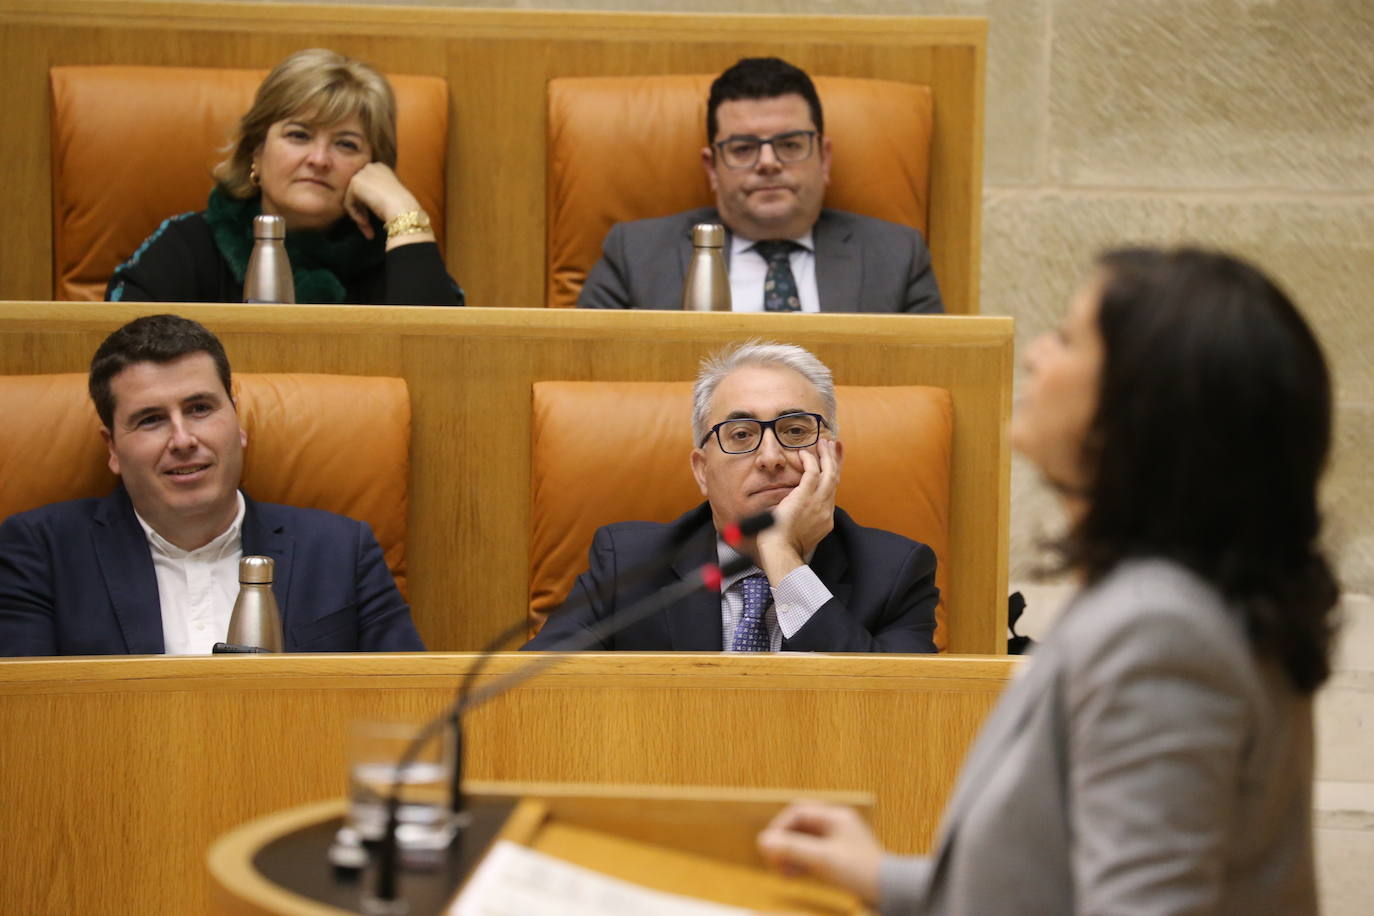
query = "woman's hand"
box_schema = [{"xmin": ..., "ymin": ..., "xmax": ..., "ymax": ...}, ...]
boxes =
[
  {"xmin": 342, "ymin": 163, "xmax": 433, "ymax": 248},
  {"xmin": 757, "ymin": 802, "xmax": 885, "ymax": 903}
]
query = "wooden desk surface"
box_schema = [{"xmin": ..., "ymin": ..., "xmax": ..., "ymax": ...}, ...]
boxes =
[
  {"xmin": 0, "ymin": 652, "xmax": 1015, "ymax": 915},
  {"xmin": 208, "ymin": 787, "xmax": 874, "ymax": 916}
]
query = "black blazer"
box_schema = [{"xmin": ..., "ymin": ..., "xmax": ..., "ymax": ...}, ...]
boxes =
[
  {"xmin": 0, "ymin": 486, "xmax": 424, "ymax": 656},
  {"xmin": 523, "ymin": 504, "xmax": 938, "ymax": 652}
]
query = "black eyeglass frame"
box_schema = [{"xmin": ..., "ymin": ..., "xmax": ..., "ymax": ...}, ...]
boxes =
[
  {"xmin": 712, "ymin": 130, "xmax": 819, "ymax": 170},
  {"xmin": 698, "ymin": 412, "xmax": 830, "ymax": 454}
]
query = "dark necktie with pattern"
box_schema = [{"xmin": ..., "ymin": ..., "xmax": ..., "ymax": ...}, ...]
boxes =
[
  {"xmin": 731, "ymin": 573, "xmax": 773, "ymax": 652},
  {"xmin": 754, "ymin": 240, "xmax": 802, "ymax": 312}
]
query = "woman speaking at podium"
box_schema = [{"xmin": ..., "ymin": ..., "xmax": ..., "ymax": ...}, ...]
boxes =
[
  {"xmin": 759, "ymin": 247, "xmax": 1338, "ymax": 914},
  {"xmin": 107, "ymin": 48, "xmax": 462, "ymax": 306}
]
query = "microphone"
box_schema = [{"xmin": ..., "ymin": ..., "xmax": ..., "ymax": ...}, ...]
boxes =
[
  {"xmin": 437, "ymin": 505, "xmax": 742, "ymax": 820},
  {"xmin": 364, "ymin": 511, "xmax": 774, "ymax": 908},
  {"xmin": 442, "ymin": 508, "xmax": 773, "ymax": 799}
]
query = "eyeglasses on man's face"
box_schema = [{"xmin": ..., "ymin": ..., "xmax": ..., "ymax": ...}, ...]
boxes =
[
  {"xmin": 713, "ymin": 130, "xmax": 818, "ymax": 170},
  {"xmin": 699, "ymin": 412, "xmax": 829, "ymax": 454}
]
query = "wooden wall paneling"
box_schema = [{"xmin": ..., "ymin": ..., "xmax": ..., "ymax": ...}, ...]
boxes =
[
  {"xmin": 0, "ymin": 17, "xmax": 55, "ymax": 301},
  {"xmin": 927, "ymin": 42, "xmax": 986, "ymax": 318},
  {"xmin": 0, "ymin": 1, "xmax": 985, "ymax": 312},
  {"xmin": 0, "ymin": 653, "xmax": 1015, "ymax": 916},
  {"xmin": 439, "ymin": 34, "xmax": 540, "ymax": 314}
]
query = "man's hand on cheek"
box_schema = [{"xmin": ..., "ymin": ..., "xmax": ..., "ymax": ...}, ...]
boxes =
[{"xmin": 754, "ymin": 438, "xmax": 840, "ymax": 582}]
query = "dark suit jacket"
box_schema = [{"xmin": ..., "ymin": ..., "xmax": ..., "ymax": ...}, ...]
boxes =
[
  {"xmin": 0, "ymin": 486, "xmax": 425, "ymax": 656},
  {"xmin": 576, "ymin": 207, "xmax": 944, "ymax": 313},
  {"xmin": 522, "ymin": 504, "xmax": 938, "ymax": 652}
]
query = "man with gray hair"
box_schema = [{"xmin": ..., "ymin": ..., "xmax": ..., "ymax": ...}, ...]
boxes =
[{"xmin": 524, "ymin": 340, "xmax": 938, "ymax": 652}]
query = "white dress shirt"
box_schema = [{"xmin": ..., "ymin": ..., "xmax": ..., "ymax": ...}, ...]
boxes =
[
  {"xmin": 133, "ymin": 491, "xmax": 246, "ymax": 655},
  {"xmin": 717, "ymin": 538, "xmax": 833, "ymax": 651},
  {"xmin": 728, "ymin": 231, "xmax": 820, "ymax": 313}
]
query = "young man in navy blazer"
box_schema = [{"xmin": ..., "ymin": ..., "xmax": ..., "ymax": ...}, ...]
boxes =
[
  {"xmin": 524, "ymin": 341, "xmax": 938, "ymax": 653},
  {"xmin": 0, "ymin": 314, "xmax": 424, "ymax": 656}
]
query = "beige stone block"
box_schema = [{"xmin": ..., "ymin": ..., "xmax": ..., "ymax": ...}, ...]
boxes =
[
  {"xmin": 1316, "ymin": 825, "xmax": 1374, "ymax": 916},
  {"xmin": 1316, "ymin": 780, "xmax": 1374, "ymax": 831},
  {"xmin": 1050, "ymin": 0, "xmax": 1374, "ymax": 190},
  {"xmin": 1179, "ymin": 200, "xmax": 1374, "ymax": 404},
  {"xmin": 981, "ymin": 190, "xmax": 1192, "ymax": 348},
  {"xmin": 1325, "ymin": 405, "xmax": 1374, "ymax": 594},
  {"xmin": 1332, "ymin": 593, "xmax": 1374, "ymax": 674},
  {"xmin": 1315, "ymin": 669, "xmax": 1374, "ymax": 783}
]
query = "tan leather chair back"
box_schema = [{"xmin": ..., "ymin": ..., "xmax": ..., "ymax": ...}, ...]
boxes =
[
  {"xmin": 50, "ymin": 65, "xmax": 449, "ymax": 302},
  {"xmin": 529, "ymin": 381, "xmax": 952, "ymax": 648},
  {"xmin": 546, "ymin": 74, "xmax": 934, "ymax": 309},
  {"xmin": 0, "ymin": 373, "xmax": 411, "ymax": 594}
]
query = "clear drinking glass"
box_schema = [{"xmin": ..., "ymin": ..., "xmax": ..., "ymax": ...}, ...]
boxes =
[{"xmin": 345, "ymin": 719, "xmax": 457, "ymax": 858}]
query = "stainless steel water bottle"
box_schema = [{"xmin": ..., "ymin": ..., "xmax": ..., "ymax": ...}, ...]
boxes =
[
  {"xmin": 225, "ymin": 556, "xmax": 284, "ymax": 652},
  {"xmin": 242, "ymin": 214, "xmax": 295, "ymax": 304},
  {"xmin": 681, "ymin": 223, "xmax": 731, "ymax": 311}
]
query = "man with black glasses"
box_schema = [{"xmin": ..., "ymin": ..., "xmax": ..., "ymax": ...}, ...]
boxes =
[
  {"xmin": 523, "ymin": 341, "xmax": 939, "ymax": 652},
  {"xmin": 576, "ymin": 57, "xmax": 944, "ymax": 313}
]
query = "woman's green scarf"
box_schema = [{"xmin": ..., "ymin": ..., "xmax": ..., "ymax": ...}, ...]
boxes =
[{"xmin": 204, "ymin": 187, "xmax": 385, "ymax": 303}]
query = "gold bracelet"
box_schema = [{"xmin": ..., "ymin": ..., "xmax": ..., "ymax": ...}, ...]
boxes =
[{"xmin": 384, "ymin": 209, "xmax": 432, "ymax": 240}]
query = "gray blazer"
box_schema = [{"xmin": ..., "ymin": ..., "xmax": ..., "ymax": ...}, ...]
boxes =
[
  {"xmin": 881, "ymin": 559, "xmax": 1317, "ymax": 915},
  {"xmin": 576, "ymin": 207, "xmax": 943, "ymax": 313}
]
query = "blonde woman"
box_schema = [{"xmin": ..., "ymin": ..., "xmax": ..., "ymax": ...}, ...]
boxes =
[{"xmin": 108, "ymin": 49, "xmax": 462, "ymax": 305}]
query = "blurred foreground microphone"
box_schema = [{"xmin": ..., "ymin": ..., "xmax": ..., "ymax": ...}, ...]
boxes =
[
  {"xmin": 215, "ymin": 556, "xmax": 283, "ymax": 654},
  {"xmin": 365, "ymin": 512, "xmax": 774, "ymax": 909}
]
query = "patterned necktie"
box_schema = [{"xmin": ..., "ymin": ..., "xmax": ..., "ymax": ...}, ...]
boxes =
[
  {"xmin": 754, "ymin": 240, "xmax": 802, "ymax": 312},
  {"xmin": 731, "ymin": 573, "xmax": 772, "ymax": 652}
]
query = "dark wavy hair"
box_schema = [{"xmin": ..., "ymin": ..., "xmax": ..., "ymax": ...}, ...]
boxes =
[
  {"xmin": 1061, "ymin": 247, "xmax": 1339, "ymax": 692},
  {"xmin": 89, "ymin": 314, "xmax": 233, "ymax": 431},
  {"xmin": 706, "ymin": 57, "xmax": 824, "ymax": 142}
]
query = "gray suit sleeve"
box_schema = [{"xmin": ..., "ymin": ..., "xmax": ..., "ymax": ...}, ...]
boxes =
[
  {"xmin": 1066, "ymin": 606, "xmax": 1253, "ymax": 913},
  {"xmin": 576, "ymin": 223, "xmax": 634, "ymax": 309},
  {"xmin": 879, "ymin": 854, "xmax": 934, "ymax": 915},
  {"xmin": 902, "ymin": 227, "xmax": 943, "ymax": 314}
]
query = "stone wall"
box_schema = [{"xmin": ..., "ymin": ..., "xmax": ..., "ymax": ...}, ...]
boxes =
[{"xmin": 243, "ymin": 0, "xmax": 1374, "ymax": 598}]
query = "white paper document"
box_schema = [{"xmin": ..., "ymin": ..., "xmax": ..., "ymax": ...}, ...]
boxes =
[{"xmin": 450, "ymin": 839, "xmax": 756, "ymax": 916}]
